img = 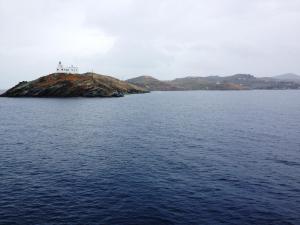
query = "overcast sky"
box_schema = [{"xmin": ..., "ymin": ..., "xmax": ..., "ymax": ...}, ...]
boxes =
[{"xmin": 1, "ymin": 0, "xmax": 300, "ymax": 88}]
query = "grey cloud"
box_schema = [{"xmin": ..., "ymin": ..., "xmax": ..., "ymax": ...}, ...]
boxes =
[{"xmin": 1, "ymin": 0, "xmax": 300, "ymax": 88}]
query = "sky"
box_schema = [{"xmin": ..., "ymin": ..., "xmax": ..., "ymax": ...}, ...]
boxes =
[{"xmin": 0, "ymin": 0, "xmax": 300, "ymax": 88}]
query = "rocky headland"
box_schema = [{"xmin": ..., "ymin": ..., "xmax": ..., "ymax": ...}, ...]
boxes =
[{"xmin": 1, "ymin": 73, "xmax": 148, "ymax": 97}]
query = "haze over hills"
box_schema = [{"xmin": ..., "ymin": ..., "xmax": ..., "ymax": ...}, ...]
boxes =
[
  {"xmin": 273, "ymin": 73, "xmax": 300, "ymax": 82},
  {"xmin": 127, "ymin": 74, "xmax": 300, "ymax": 91}
]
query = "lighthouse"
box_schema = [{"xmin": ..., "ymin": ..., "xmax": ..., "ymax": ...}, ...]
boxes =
[{"xmin": 56, "ymin": 61, "xmax": 79, "ymax": 74}]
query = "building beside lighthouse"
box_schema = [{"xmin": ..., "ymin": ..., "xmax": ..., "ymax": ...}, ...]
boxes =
[{"xmin": 56, "ymin": 61, "xmax": 79, "ymax": 74}]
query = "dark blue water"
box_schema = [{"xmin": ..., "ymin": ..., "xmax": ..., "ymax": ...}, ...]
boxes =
[{"xmin": 0, "ymin": 91, "xmax": 300, "ymax": 225}]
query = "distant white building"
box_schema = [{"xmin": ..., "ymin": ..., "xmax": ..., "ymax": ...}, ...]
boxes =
[{"xmin": 56, "ymin": 61, "xmax": 79, "ymax": 74}]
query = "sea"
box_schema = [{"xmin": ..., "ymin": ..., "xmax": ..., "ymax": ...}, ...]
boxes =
[{"xmin": 0, "ymin": 91, "xmax": 299, "ymax": 225}]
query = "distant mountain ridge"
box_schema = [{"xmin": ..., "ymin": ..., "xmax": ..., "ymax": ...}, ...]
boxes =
[{"xmin": 127, "ymin": 74, "xmax": 300, "ymax": 91}]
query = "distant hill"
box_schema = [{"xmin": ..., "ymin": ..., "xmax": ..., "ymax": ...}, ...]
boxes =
[
  {"xmin": 1, "ymin": 73, "xmax": 148, "ymax": 97},
  {"xmin": 169, "ymin": 75, "xmax": 249, "ymax": 90},
  {"xmin": 126, "ymin": 76, "xmax": 180, "ymax": 91},
  {"xmin": 273, "ymin": 73, "xmax": 300, "ymax": 82},
  {"xmin": 128, "ymin": 74, "xmax": 300, "ymax": 91}
]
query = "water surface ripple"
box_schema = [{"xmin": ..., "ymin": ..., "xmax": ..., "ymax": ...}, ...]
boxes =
[{"xmin": 0, "ymin": 91, "xmax": 300, "ymax": 224}]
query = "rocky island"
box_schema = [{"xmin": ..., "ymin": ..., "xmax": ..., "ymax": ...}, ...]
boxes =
[{"xmin": 1, "ymin": 73, "xmax": 148, "ymax": 97}]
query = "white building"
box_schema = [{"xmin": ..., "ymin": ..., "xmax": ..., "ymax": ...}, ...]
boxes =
[{"xmin": 56, "ymin": 61, "xmax": 79, "ymax": 74}]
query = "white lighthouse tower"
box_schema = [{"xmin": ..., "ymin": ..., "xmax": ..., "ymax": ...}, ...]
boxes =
[{"xmin": 56, "ymin": 61, "xmax": 79, "ymax": 74}]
